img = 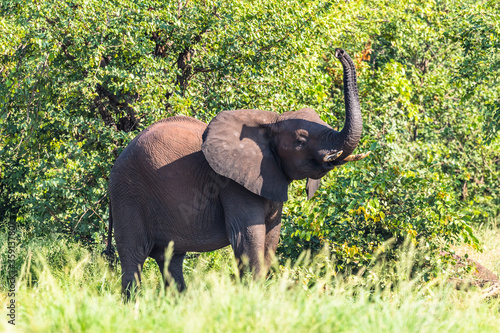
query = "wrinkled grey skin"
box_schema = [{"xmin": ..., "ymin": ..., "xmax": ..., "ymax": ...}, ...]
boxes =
[{"xmin": 105, "ymin": 49, "xmax": 362, "ymax": 298}]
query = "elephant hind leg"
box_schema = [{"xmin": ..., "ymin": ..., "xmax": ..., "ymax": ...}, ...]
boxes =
[
  {"xmin": 167, "ymin": 253, "xmax": 187, "ymax": 292},
  {"xmin": 119, "ymin": 251, "xmax": 149, "ymax": 300},
  {"xmin": 150, "ymin": 247, "xmax": 186, "ymax": 292}
]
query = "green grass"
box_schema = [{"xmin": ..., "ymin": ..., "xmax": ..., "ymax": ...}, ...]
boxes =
[{"xmin": 1, "ymin": 228, "xmax": 499, "ymax": 332}]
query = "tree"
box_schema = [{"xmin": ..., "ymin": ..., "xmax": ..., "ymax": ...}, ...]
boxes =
[{"xmin": 1, "ymin": 0, "xmax": 498, "ymax": 273}]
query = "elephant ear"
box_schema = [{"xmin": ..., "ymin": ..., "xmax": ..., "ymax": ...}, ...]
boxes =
[
  {"xmin": 202, "ymin": 109, "xmax": 289, "ymax": 202},
  {"xmin": 306, "ymin": 178, "xmax": 321, "ymax": 200}
]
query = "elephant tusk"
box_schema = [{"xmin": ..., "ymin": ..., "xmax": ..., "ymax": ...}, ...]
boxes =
[
  {"xmin": 342, "ymin": 151, "xmax": 371, "ymax": 162},
  {"xmin": 323, "ymin": 150, "xmax": 343, "ymax": 163}
]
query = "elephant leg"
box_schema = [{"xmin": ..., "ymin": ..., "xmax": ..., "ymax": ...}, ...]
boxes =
[
  {"xmin": 220, "ymin": 183, "xmax": 281, "ymax": 278},
  {"xmin": 115, "ymin": 218, "xmax": 152, "ymax": 299},
  {"xmin": 229, "ymin": 222, "xmax": 266, "ymax": 279},
  {"xmin": 113, "ymin": 206, "xmax": 152, "ymax": 299},
  {"xmin": 118, "ymin": 249, "xmax": 149, "ymax": 300},
  {"xmin": 150, "ymin": 247, "xmax": 186, "ymax": 292},
  {"xmin": 221, "ymin": 186, "xmax": 268, "ymax": 279},
  {"xmin": 166, "ymin": 253, "xmax": 186, "ymax": 292},
  {"xmin": 264, "ymin": 219, "xmax": 282, "ymax": 272}
]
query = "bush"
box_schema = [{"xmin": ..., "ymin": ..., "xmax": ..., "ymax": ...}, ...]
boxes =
[
  {"xmin": 1, "ymin": 0, "xmax": 498, "ymax": 274},
  {"xmin": 279, "ymin": 0, "xmax": 499, "ymax": 272}
]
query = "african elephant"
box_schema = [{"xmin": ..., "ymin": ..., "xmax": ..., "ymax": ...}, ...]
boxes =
[{"xmin": 104, "ymin": 49, "xmax": 368, "ymax": 297}]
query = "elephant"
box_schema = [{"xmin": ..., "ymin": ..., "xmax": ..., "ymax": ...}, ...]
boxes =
[{"xmin": 104, "ymin": 48, "xmax": 369, "ymax": 298}]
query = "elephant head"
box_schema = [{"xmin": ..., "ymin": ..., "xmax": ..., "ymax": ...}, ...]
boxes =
[{"xmin": 202, "ymin": 48, "xmax": 367, "ymax": 201}]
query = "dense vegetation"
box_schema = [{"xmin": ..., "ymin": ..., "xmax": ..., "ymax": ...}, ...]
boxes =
[{"xmin": 1, "ymin": 0, "xmax": 499, "ymax": 279}]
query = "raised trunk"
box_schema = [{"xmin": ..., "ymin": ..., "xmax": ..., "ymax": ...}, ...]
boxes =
[{"xmin": 335, "ymin": 48, "xmax": 362, "ymax": 159}]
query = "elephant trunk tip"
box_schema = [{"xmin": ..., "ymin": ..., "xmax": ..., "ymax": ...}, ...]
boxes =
[{"xmin": 335, "ymin": 48, "xmax": 346, "ymax": 59}]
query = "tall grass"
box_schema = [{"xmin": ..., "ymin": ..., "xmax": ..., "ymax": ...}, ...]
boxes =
[{"xmin": 1, "ymin": 239, "xmax": 499, "ymax": 333}]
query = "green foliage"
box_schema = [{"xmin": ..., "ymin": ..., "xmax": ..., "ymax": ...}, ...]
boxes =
[
  {"xmin": 447, "ymin": 0, "xmax": 500, "ymax": 139},
  {"xmin": 279, "ymin": 0, "xmax": 499, "ymax": 271},
  {"xmin": 1, "ymin": 0, "xmax": 499, "ymax": 273}
]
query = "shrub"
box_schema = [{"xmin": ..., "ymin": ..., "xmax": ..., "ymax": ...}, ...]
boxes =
[{"xmin": 1, "ymin": 0, "xmax": 498, "ymax": 274}]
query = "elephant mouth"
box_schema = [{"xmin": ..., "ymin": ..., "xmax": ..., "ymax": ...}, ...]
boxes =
[
  {"xmin": 323, "ymin": 150, "xmax": 343, "ymax": 163},
  {"xmin": 323, "ymin": 150, "xmax": 371, "ymax": 165},
  {"xmin": 317, "ymin": 150, "xmax": 372, "ymax": 176}
]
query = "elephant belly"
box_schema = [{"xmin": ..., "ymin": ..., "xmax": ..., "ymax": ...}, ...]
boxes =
[
  {"xmin": 153, "ymin": 193, "xmax": 230, "ymax": 253},
  {"xmin": 148, "ymin": 153, "xmax": 232, "ymax": 253}
]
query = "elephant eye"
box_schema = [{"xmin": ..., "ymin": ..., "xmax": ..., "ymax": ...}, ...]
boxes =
[{"xmin": 295, "ymin": 137, "xmax": 308, "ymax": 147}]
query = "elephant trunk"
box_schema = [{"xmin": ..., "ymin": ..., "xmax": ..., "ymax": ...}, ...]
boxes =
[{"xmin": 333, "ymin": 48, "xmax": 362, "ymax": 160}]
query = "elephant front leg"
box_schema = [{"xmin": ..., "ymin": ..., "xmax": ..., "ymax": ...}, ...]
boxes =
[
  {"xmin": 228, "ymin": 222, "xmax": 267, "ymax": 279},
  {"xmin": 221, "ymin": 188, "xmax": 269, "ymax": 279},
  {"xmin": 264, "ymin": 217, "xmax": 281, "ymax": 272}
]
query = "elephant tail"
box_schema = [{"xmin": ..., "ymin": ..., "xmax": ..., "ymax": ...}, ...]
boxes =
[{"xmin": 101, "ymin": 198, "xmax": 116, "ymax": 266}]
